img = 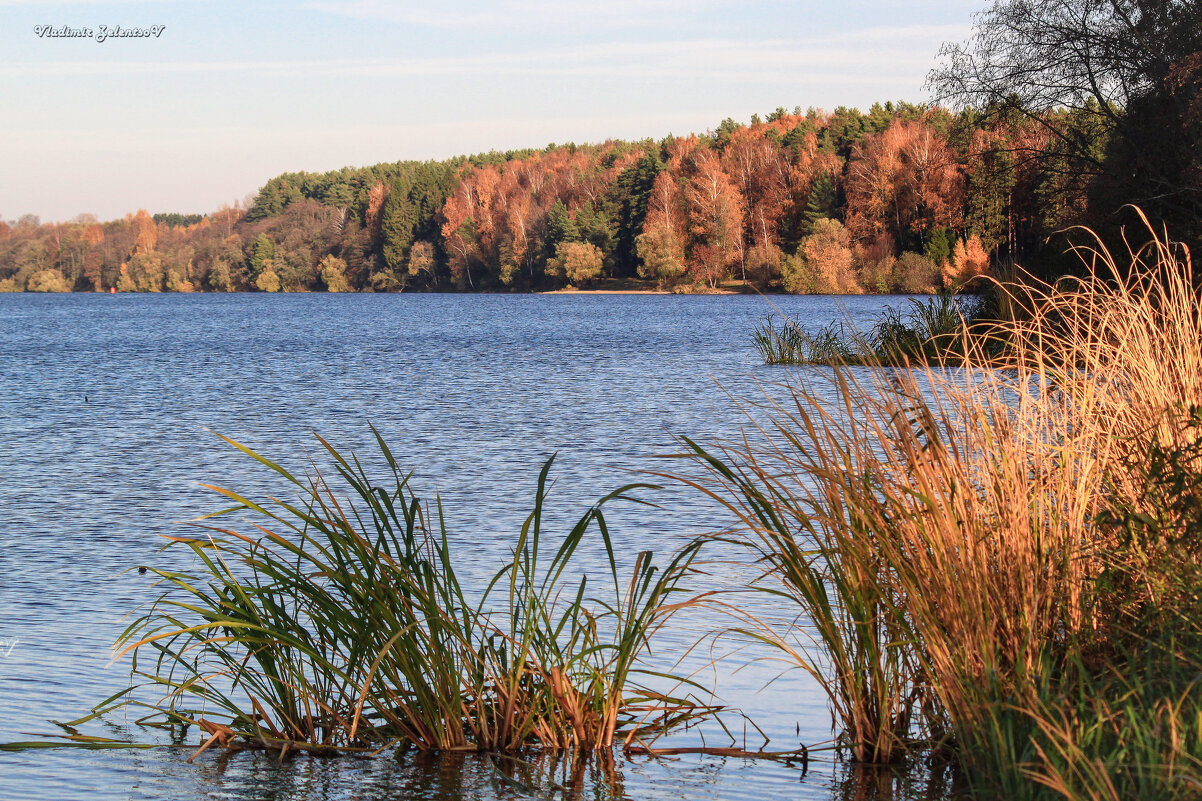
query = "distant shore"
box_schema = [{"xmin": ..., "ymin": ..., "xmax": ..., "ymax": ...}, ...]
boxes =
[
  {"xmin": 539, "ymin": 278, "xmax": 748, "ymax": 295},
  {"xmin": 540, "ymin": 288, "xmax": 672, "ymax": 294}
]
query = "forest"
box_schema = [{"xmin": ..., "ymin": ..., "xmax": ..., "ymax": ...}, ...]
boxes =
[{"xmin": 0, "ymin": 97, "xmax": 1186, "ymax": 294}]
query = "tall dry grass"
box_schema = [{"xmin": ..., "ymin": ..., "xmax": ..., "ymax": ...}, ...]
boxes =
[{"xmin": 684, "ymin": 212, "xmax": 1202, "ymax": 794}]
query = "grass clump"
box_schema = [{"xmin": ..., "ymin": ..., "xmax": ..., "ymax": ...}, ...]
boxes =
[
  {"xmin": 752, "ymin": 315, "xmax": 865, "ymax": 365},
  {"xmin": 753, "ymin": 292, "xmax": 985, "ymax": 366},
  {"xmin": 678, "ymin": 429, "xmax": 921, "ymax": 764},
  {"xmin": 692, "ymin": 211, "xmax": 1202, "ymax": 798},
  {"xmin": 106, "ymin": 432, "xmax": 710, "ymax": 756}
]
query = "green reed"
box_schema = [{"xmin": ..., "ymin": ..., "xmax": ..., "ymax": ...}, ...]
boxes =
[
  {"xmin": 107, "ymin": 430, "xmax": 710, "ymax": 755},
  {"xmin": 753, "ymin": 292, "xmax": 984, "ymax": 366}
]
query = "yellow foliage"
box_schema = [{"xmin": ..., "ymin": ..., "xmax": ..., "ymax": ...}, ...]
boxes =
[
  {"xmin": 319, "ymin": 255, "xmax": 350, "ymax": 293},
  {"xmin": 254, "ymin": 268, "xmax": 281, "ymax": 293},
  {"xmin": 548, "ymin": 241, "xmax": 604, "ymax": 285},
  {"xmin": 946, "ymin": 234, "xmax": 990, "ymax": 288},
  {"xmin": 166, "ymin": 269, "xmax": 195, "ymax": 293},
  {"xmin": 26, "ymin": 268, "xmax": 71, "ymax": 292},
  {"xmin": 800, "ymin": 218, "xmax": 859, "ymax": 293}
]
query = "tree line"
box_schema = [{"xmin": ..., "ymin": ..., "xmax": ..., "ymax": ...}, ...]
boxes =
[
  {"xmin": 4, "ymin": 0, "xmax": 1199, "ymax": 295},
  {"xmin": 0, "ymin": 98, "xmax": 1186, "ymax": 295}
]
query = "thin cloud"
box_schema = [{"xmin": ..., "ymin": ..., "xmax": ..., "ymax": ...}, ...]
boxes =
[
  {"xmin": 303, "ymin": 0, "xmax": 731, "ymax": 29},
  {"xmin": 2, "ymin": 24, "xmax": 969, "ymax": 82},
  {"xmin": 0, "ymin": 1, "xmax": 191, "ymax": 5}
]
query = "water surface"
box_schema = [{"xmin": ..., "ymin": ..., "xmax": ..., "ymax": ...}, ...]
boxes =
[{"xmin": 0, "ymin": 292, "xmax": 947, "ymax": 800}]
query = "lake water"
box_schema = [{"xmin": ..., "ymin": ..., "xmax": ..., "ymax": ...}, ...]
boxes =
[{"xmin": 0, "ymin": 292, "xmax": 955, "ymax": 801}]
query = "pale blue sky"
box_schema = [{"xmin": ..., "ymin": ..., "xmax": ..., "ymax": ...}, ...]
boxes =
[{"xmin": 0, "ymin": 0, "xmax": 984, "ymax": 222}]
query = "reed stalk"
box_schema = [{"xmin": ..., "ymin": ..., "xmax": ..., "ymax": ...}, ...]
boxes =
[
  {"xmin": 108, "ymin": 431, "xmax": 711, "ymax": 755},
  {"xmin": 752, "ymin": 292, "xmax": 985, "ymax": 366},
  {"xmin": 688, "ymin": 211, "xmax": 1202, "ymax": 797}
]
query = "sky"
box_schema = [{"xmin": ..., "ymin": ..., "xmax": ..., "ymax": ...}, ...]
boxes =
[{"xmin": 0, "ymin": 0, "xmax": 986, "ymax": 222}]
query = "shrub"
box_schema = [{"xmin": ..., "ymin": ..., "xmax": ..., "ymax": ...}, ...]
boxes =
[
  {"xmin": 744, "ymin": 243, "xmax": 784, "ymax": 288},
  {"xmin": 635, "ymin": 225, "xmax": 686, "ymax": 284},
  {"xmin": 26, "ymin": 268, "xmax": 71, "ymax": 292},
  {"xmin": 320, "ymin": 255, "xmax": 350, "ymax": 292},
  {"xmin": 799, "ymin": 218, "xmax": 858, "ymax": 293},
  {"xmin": 254, "ymin": 267, "xmax": 281, "ymax": 292},
  {"xmin": 893, "ymin": 251, "xmax": 941, "ymax": 294},
  {"xmin": 780, "ymin": 252, "xmax": 817, "ymax": 294},
  {"xmin": 548, "ymin": 241, "xmax": 604, "ymax": 285}
]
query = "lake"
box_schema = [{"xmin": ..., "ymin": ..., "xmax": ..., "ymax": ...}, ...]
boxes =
[{"xmin": 0, "ymin": 292, "xmax": 954, "ymax": 801}]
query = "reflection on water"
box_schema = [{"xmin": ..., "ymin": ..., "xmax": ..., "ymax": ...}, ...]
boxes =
[
  {"xmin": 0, "ymin": 292, "xmax": 957, "ymax": 801},
  {"xmin": 133, "ymin": 746, "xmax": 967, "ymax": 801},
  {"xmin": 830, "ymin": 762, "xmax": 968, "ymax": 801},
  {"xmin": 140, "ymin": 740, "xmax": 966, "ymax": 798}
]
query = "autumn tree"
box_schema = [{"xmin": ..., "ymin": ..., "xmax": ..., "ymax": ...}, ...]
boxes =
[
  {"xmin": 845, "ymin": 118, "xmax": 964, "ymax": 252},
  {"xmin": 26, "ymin": 269, "xmax": 70, "ymax": 292},
  {"xmin": 931, "ymin": 0, "xmax": 1202, "ymax": 249},
  {"xmin": 497, "ymin": 192, "xmax": 538, "ymax": 286},
  {"xmin": 683, "ymin": 149, "xmax": 744, "ymax": 287},
  {"xmin": 365, "ymin": 181, "xmax": 390, "ymax": 249},
  {"xmin": 80, "ymin": 223, "xmax": 105, "ymax": 290},
  {"xmin": 745, "ymin": 244, "xmax": 784, "ymax": 286},
  {"xmin": 56, "ymin": 224, "xmax": 93, "ymax": 288},
  {"xmin": 723, "ymin": 125, "xmax": 791, "ymax": 286},
  {"xmin": 547, "ymin": 241, "xmax": 604, "ymax": 285},
  {"xmin": 406, "ymin": 240, "xmax": 436, "ymax": 287},
  {"xmin": 129, "ymin": 209, "xmax": 157, "ymax": 256},
  {"xmin": 636, "ymin": 171, "xmax": 688, "ymax": 285},
  {"xmin": 856, "ymin": 232, "xmax": 898, "ymax": 293},
  {"xmin": 797, "ymin": 218, "xmax": 859, "ymax": 293},
  {"xmin": 945, "ymin": 234, "xmax": 990, "ymax": 288},
  {"xmin": 319, "ymin": 254, "xmax": 350, "ymax": 292},
  {"xmin": 440, "ymin": 164, "xmax": 501, "ymax": 289}
]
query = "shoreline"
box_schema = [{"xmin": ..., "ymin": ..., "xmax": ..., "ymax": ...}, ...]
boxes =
[
  {"xmin": 538, "ymin": 287, "xmax": 672, "ymax": 295},
  {"xmin": 539, "ymin": 285, "xmax": 746, "ymax": 296}
]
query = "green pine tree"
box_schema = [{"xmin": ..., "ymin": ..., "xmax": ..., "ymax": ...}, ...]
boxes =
[
  {"xmin": 248, "ymin": 234, "xmax": 275, "ymax": 279},
  {"xmin": 802, "ymin": 172, "xmax": 838, "ymax": 236},
  {"xmin": 546, "ymin": 200, "xmax": 579, "ymax": 250}
]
